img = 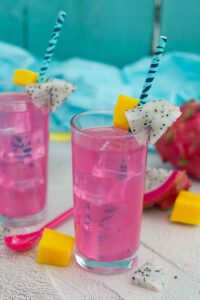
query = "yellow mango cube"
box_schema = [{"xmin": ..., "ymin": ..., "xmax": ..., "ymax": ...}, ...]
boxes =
[
  {"xmin": 113, "ymin": 94, "xmax": 139, "ymax": 130},
  {"xmin": 37, "ymin": 228, "xmax": 75, "ymax": 267},
  {"xmin": 170, "ymin": 191, "xmax": 200, "ymax": 225},
  {"xmin": 178, "ymin": 190, "xmax": 200, "ymax": 201},
  {"xmin": 13, "ymin": 69, "xmax": 39, "ymax": 86}
]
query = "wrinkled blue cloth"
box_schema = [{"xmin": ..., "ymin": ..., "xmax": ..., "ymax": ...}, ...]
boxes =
[{"xmin": 0, "ymin": 42, "xmax": 200, "ymax": 132}]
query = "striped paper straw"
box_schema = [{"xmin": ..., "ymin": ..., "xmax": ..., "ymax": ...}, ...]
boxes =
[
  {"xmin": 139, "ymin": 36, "xmax": 167, "ymax": 105},
  {"xmin": 38, "ymin": 11, "xmax": 66, "ymax": 83}
]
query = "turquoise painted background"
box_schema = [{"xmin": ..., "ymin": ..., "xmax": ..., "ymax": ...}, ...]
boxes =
[
  {"xmin": 161, "ymin": 0, "xmax": 200, "ymax": 54},
  {"xmin": 0, "ymin": 0, "xmax": 200, "ymax": 66}
]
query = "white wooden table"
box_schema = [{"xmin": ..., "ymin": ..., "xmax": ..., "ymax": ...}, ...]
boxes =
[{"xmin": 1, "ymin": 141, "xmax": 200, "ymax": 300}]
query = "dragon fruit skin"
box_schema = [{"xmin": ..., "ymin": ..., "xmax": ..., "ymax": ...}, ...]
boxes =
[
  {"xmin": 155, "ymin": 100, "xmax": 200, "ymax": 180},
  {"xmin": 144, "ymin": 169, "xmax": 191, "ymax": 209}
]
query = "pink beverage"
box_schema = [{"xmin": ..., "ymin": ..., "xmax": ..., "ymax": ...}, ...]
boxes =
[
  {"xmin": 0, "ymin": 93, "xmax": 49, "ymax": 226},
  {"xmin": 71, "ymin": 111, "xmax": 149, "ymax": 273}
]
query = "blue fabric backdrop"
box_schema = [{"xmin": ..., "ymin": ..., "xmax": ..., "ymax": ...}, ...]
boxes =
[{"xmin": 0, "ymin": 42, "xmax": 200, "ymax": 132}]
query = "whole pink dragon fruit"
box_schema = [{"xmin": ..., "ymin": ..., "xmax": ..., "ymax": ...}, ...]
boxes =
[{"xmin": 155, "ymin": 100, "xmax": 200, "ymax": 180}]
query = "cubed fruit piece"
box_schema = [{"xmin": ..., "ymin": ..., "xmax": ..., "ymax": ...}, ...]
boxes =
[
  {"xmin": 13, "ymin": 69, "xmax": 39, "ymax": 86},
  {"xmin": 113, "ymin": 94, "xmax": 139, "ymax": 130},
  {"xmin": 170, "ymin": 191, "xmax": 200, "ymax": 225},
  {"xmin": 132, "ymin": 262, "xmax": 165, "ymax": 292},
  {"xmin": 178, "ymin": 190, "xmax": 200, "ymax": 201},
  {"xmin": 37, "ymin": 228, "xmax": 74, "ymax": 267}
]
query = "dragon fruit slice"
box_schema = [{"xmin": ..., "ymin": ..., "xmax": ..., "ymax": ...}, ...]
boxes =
[
  {"xmin": 26, "ymin": 78, "xmax": 76, "ymax": 112},
  {"xmin": 155, "ymin": 100, "xmax": 200, "ymax": 180},
  {"xmin": 48, "ymin": 78, "xmax": 76, "ymax": 112},
  {"xmin": 125, "ymin": 100, "xmax": 181, "ymax": 144},
  {"xmin": 132, "ymin": 262, "xmax": 165, "ymax": 292},
  {"xmin": 144, "ymin": 168, "xmax": 191, "ymax": 209}
]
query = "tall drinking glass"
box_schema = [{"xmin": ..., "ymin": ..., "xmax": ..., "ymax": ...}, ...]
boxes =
[
  {"xmin": 71, "ymin": 110, "xmax": 149, "ymax": 274},
  {"xmin": 0, "ymin": 92, "xmax": 49, "ymax": 226}
]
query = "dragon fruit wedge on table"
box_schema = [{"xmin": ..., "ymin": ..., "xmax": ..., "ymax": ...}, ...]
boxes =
[
  {"xmin": 125, "ymin": 99, "xmax": 191, "ymax": 209},
  {"xmin": 132, "ymin": 262, "xmax": 165, "ymax": 292},
  {"xmin": 144, "ymin": 168, "xmax": 191, "ymax": 209},
  {"xmin": 155, "ymin": 100, "xmax": 200, "ymax": 181}
]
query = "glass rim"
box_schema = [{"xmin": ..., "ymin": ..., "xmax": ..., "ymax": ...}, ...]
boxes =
[
  {"xmin": 0, "ymin": 92, "xmax": 31, "ymax": 104},
  {"xmin": 70, "ymin": 109, "xmax": 149, "ymax": 140}
]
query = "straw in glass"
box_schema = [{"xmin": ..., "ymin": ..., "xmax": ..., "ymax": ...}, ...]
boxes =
[
  {"xmin": 139, "ymin": 36, "xmax": 167, "ymax": 104},
  {"xmin": 38, "ymin": 11, "xmax": 66, "ymax": 83}
]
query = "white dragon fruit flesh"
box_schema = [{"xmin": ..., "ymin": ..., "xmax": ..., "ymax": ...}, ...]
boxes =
[
  {"xmin": 132, "ymin": 262, "xmax": 165, "ymax": 292},
  {"xmin": 125, "ymin": 100, "xmax": 181, "ymax": 144},
  {"xmin": 26, "ymin": 78, "xmax": 76, "ymax": 112}
]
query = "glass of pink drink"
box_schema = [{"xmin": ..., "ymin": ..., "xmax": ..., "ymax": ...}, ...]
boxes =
[
  {"xmin": 71, "ymin": 110, "xmax": 149, "ymax": 274},
  {"xmin": 0, "ymin": 92, "xmax": 49, "ymax": 226}
]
